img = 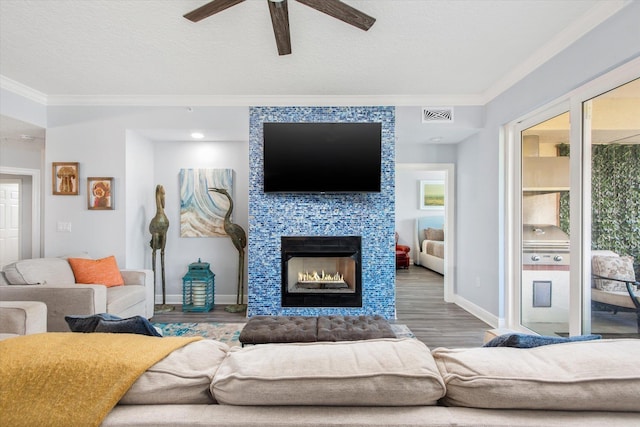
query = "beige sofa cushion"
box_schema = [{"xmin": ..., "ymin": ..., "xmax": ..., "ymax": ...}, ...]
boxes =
[
  {"xmin": 212, "ymin": 338, "xmax": 445, "ymax": 406},
  {"xmin": 106, "ymin": 284, "xmax": 146, "ymax": 314},
  {"xmin": 433, "ymin": 339, "xmax": 640, "ymax": 411},
  {"xmin": 120, "ymin": 340, "xmax": 229, "ymax": 405},
  {"xmin": 3, "ymin": 258, "xmax": 76, "ymax": 285}
]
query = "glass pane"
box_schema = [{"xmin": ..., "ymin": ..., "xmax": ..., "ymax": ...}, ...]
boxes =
[
  {"xmin": 588, "ymin": 78, "xmax": 640, "ymax": 338},
  {"xmin": 521, "ymin": 112, "xmax": 571, "ymax": 335}
]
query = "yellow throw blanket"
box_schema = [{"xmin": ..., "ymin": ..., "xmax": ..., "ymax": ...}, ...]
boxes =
[{"xmin": 0, "ymin": 332, "xmax": 201, "ymax": 427}]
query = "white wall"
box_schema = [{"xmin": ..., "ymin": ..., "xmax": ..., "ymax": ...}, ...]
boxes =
[
  {"xmin": 0, "ymin": 88, "xmax": 47, "ymax": 128},
  {"xmin": 44, "ymin": 106, "xmax": 249, "ymax": 306},
  {"xmin": 152, "ymin": 139, "xmax": 249, "ymax": 304},
  {"xmin": 125, "ymin": 130, "xmax": 154, "ymax": 271},
  {"xmin": 396, "ymin": 143, "xmax": 457, "ymax": 164},
  {"xmin": 455, "ymin": 1, "xmax": 640, "ymax": 324}
]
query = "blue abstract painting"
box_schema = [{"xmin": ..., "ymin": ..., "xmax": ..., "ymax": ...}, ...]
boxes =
[{"xmin": 179, "ymin": 168, "xmax": 233, "ymax": 237}]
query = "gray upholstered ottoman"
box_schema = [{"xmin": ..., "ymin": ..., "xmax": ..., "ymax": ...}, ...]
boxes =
[
  {"xmin": 317, "ymin": 315, "xmax": 395, "ymax": 341},
  {"xmin": 239, "ymin": 315, "xmax": 317, "ymax": 345},
  {"xmin": 239, "ymin": 315, "xmax": 395, "ymax": 346}
]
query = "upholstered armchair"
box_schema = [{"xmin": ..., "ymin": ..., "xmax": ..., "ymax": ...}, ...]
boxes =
[
  {"xmin": 0, "ymin": 301, "xmax": 47, "ymax": 340},
  {"xmin": 395, "ymin": 232, "xmax": 411, "ymax": 269},
  {"xmin": 591, "ymin": 252, "xmax": 640, "ymax": 332}
]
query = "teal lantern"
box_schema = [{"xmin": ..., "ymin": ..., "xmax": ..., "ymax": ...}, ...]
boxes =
[{"xmin": 182, "ymin": 259, "xmax": 215, "ymax": 312}]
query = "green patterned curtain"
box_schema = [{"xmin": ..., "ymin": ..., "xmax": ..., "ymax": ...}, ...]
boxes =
[
  {"xmin": 557, "ymin": 143, "xmax": 639, "ymax": 275},
  {"xmin": 591, "ymin": 144, "xmax": 640, "ymax": 276},
  {"xmin": 557, "ymin": 143, "xmax": 570, "ymax": 235}
]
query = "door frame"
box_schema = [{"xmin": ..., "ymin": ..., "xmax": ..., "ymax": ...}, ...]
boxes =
[
  {"xmin": 397, "ymin": 163, "xmax": 455, "ymax": 302},
  {"xmin": 0, "ymin": 166, "xmax": 41, "ymax": 259},
  {"xmin": 502, "ymin": 57, "xmax": 640, "ymax": 333},
  {"xmin": 507, "ymin": 101, "xmax": 571, "ymax": 333}
]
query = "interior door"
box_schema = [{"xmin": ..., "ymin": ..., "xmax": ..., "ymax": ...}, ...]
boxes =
[{"xmin": 0, "ymin": 180, "xmax": 20, "ymax": 268}]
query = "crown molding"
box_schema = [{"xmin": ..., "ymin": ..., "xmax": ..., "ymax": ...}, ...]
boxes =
[
  {"xmin": 43, "ymin": 94, "xmax": 484, "ymax": 107},
  {"xmin": 0, "ymin": 75, "xmax": 47, "ymax": 105},
  {"xmin": 481, "ymin": 0, "xmax": 630, "ymax": 104}
]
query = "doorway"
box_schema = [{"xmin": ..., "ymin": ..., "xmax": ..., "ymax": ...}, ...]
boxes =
[
  {"xmin": 0, "ymin": 180, "xmax": 20, "ymax": 267},
  {"xmin": 0, "ymin": 167, "xmax": 41, "ymax": 265},
  {"xmin": 396, "ymin": 163, "xmax": 455, "ymax": 302}
]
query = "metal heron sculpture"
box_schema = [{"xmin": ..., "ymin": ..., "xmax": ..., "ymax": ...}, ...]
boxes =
[
  {"xmin": 149, "ymin": 184, "xmax": 173, "ymax": 312},
  {"xmin": 209, "ymin": 187, "xmax": 247, "ymax": 312}
]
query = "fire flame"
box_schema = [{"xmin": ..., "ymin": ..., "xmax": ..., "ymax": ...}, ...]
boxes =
[{"xmin": 298, "ymin": 270, "xmax": 344, "ymax": 283}]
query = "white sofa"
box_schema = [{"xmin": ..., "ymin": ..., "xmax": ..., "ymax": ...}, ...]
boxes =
[
  {"xmin": 0, "ymin": 257, "xmax": 154, "ymax": 331},
  {"xmin": 0, "ymin": 301, "xmax": 47, "ymax": 340},
  {"xmin": 2, "ymin": 333, "xmax": 639, "ymax": 426},
  {"xmin": 414, "ymin": 216, "xmax": 445, "ymax": 275},
  {"xmin": 105, "ymin": 337, "xmax": 640, "ymax": 426}
]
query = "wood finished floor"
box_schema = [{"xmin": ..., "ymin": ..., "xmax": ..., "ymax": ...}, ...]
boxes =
[{"xmin": 151, "ymin": 265, "xmax": 491, "ymax": 349}]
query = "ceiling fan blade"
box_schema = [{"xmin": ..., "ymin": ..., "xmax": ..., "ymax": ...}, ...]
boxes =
[
  {"xmin": 268, "ymin": 0, "xmax": 292, "ymax": 56},
  {"xmin": 295, "ymin": 0, "xmax": 375, "ymax": 31},
  {"xmin": 183, "ymin": 0, "xmax": 246, "ymax": 22}
]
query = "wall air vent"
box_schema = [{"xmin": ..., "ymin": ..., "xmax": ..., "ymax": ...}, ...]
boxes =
[{"xmin": 422, "ymin": 107, "xmax": 454, "ymax": 123}]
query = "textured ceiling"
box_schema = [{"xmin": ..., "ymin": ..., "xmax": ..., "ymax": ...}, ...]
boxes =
[
  {"xmin": 0, "ymin": 0, "xmax": 631, "ymax": 144},
  {"xmin": 0, "ymin": 0, "xmax": 621, "ymax": 102}
]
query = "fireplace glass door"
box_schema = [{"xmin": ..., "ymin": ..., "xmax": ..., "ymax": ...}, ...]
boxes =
[{"xmin": 286, "ymin": 255, "xmax": 356, "ymax": 294}]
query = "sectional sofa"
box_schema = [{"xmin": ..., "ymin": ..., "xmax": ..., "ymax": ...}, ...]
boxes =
[
  {"xmin": 1, "ymin": 319, "xmax": 639, "ymax": 426},
  {"xmin": 102, "ymin": 336, "xmax": 640, "ymax": 426}
]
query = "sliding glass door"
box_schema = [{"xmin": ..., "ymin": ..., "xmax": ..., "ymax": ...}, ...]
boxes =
[
  {"xmin": 509, "ymin": 67, "xmax": 640, "ymax": 337},
  {"xmin": 517, "ymin": 110, "xmax": 572, "ymax": 335},
  {"xmin": 585, "ymin": 78, "xmax": 640, "ymax": 337}
]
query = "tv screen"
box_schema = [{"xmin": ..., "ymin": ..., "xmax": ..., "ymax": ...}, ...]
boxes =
[{"xmin": 263, "ymin": 122, "xmax": 382, "ymax": 193}]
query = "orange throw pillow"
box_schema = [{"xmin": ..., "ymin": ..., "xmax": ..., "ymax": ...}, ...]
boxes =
[{"xmin": 68, "ymin": 256, "xmax": 124, "ymax": 287}]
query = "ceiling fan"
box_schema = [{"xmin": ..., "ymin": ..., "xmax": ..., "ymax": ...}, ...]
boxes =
[{"xmin": 183, "ymin": 0, "xmax": 376, "ymax": 56}]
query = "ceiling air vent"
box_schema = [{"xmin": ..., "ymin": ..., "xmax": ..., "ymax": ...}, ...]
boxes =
[{"xmin": 422, "ymin": 107, "xmax": 454, "ymax": 124}]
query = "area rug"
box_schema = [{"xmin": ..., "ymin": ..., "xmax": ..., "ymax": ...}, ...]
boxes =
[
  {"xmin": 390, "ymin": 323, "xmax": 415, "ymax": 339},
  {"xmin": 153, "ymin": 322, "xmax": 415, "ymax": 347},
  {"xmin": 153, "ymin": 322, "xmax": 246, "ymax": 347}
]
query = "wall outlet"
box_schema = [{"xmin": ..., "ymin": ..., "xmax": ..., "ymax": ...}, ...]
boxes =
[{"xmin": 57, "ymin": 221, "xmax": 71, "ymax": 232}]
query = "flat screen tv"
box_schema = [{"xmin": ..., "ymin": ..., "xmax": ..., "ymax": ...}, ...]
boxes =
[{"xmin": 263, "ymin": 122, "xmax": 382, "ymax": 193}]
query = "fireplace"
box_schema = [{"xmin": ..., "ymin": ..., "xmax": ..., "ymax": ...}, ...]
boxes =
[{"xmin": 281, "ymin": 236, "xmax": 362, "ymax": 307}]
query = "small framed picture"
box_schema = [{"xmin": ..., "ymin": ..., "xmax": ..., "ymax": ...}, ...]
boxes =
[
  {"xmin": 52, "ymin": 162, "xmax": 79, "ymax": 195},
  {"xmin": 87, "ymin": 177, "xmax": 114, "ymax": 210},
  {"xmin": 419, "ymin": 180, "xmax": 445, "ymax": 210}
]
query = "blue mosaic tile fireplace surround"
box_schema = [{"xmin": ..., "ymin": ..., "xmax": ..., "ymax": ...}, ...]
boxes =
[{"xmin": 248, "ymin": 106, "xmax": 396, "ymax": 319}]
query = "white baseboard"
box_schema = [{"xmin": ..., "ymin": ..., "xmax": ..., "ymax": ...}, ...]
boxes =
[{"xmin": 453, "ymin": 294, "xmax": 499, "ymax": 329}]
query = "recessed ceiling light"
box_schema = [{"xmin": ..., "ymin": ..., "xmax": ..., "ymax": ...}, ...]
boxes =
[
  {"xmin": 429, "ymin": 136, "xmax": 444, "ymax": 143},
  {"xmin": 191, "ymin": 132, "xmax": 204, "ymax": 139}
]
